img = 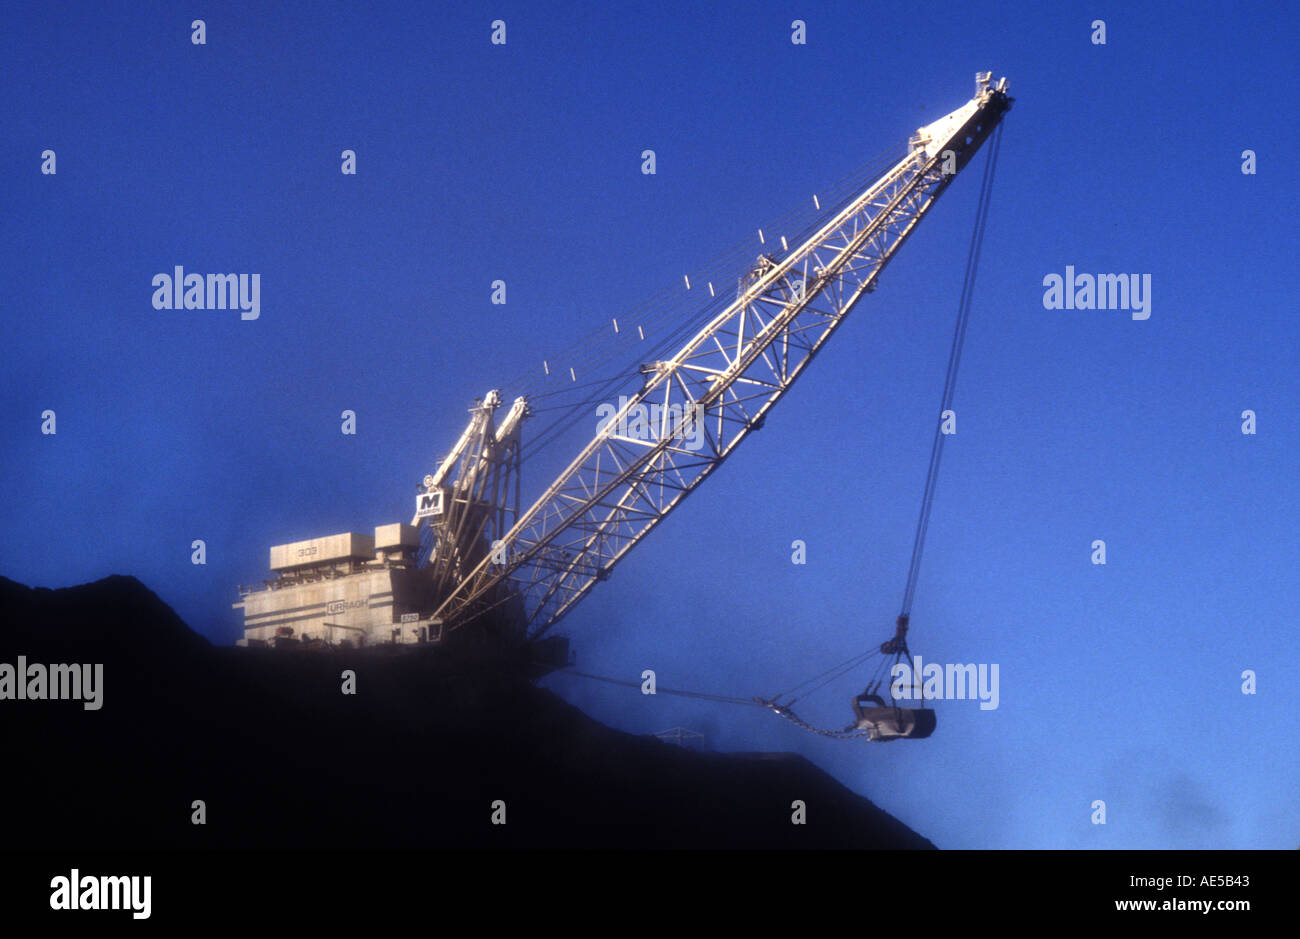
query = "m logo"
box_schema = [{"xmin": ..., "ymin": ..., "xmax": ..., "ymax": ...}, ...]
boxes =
[{"xmin": 415, "ymin": 490, "xmax": 444, "ymax": 519}]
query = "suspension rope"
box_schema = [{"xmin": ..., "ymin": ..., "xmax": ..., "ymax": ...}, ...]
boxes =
[
  {"xmin": 489, "ymin": 133, "xmax": 966, "ymax": 474},
  {"xmin": 495, "ymin": 142, "xmax": 911, "ymax": 409}
]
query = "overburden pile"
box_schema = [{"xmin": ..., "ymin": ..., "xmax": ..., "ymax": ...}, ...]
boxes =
[{"xmin": 0, "ymin": 575, "xmax": 933, "ymax": 849}]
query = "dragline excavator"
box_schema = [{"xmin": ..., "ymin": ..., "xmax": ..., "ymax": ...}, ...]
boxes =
[{"xmin": 235, "ymin": 73, "xmax": 1014, "ymax": 741}]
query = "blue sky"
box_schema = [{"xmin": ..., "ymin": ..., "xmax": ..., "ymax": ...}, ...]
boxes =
[{"xmin": 2, "ymin": 0, "xmax": 1297, "ymax": 849}]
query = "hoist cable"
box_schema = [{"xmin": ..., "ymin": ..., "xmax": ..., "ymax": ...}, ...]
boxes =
[{"xmin": 898, "ymin": 122, "xmax": 1003, "ymax": 620}]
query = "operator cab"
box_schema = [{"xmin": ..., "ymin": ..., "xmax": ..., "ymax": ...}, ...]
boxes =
[{"xmin": 851, "ymin": 692, "xmax": 937, "ymax": 742}]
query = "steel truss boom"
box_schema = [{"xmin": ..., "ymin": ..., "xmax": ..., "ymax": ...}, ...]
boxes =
[{"xmin": 433, "ymin": 73, "xmax": 1013, "ymax": 637}]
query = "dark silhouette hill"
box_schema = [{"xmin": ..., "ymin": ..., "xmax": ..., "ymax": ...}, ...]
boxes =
[{"xmin": 0, "ymin": 575, "xmax": 934, "ymax": 849}]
